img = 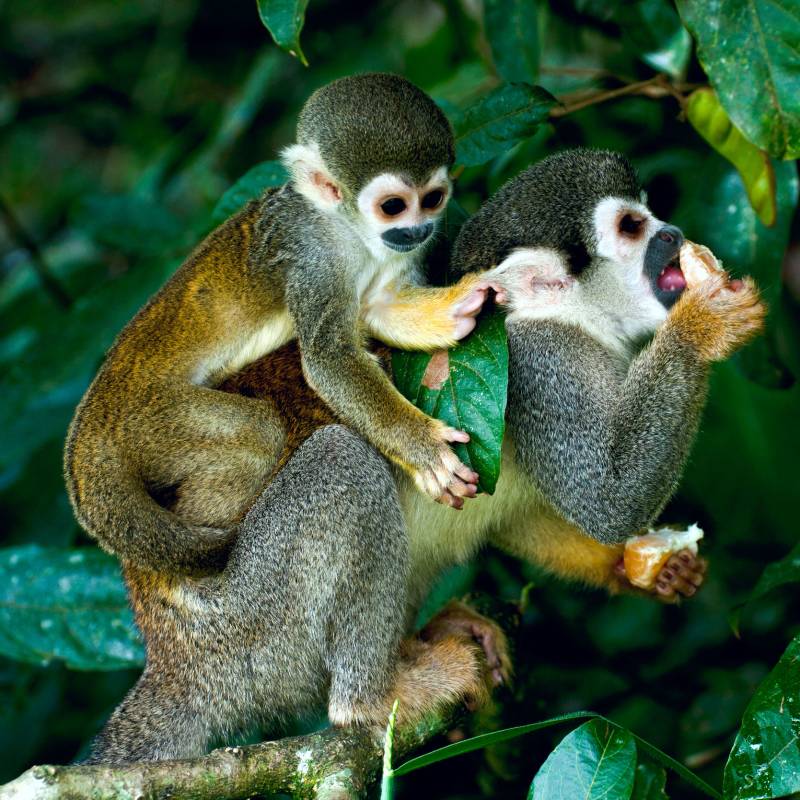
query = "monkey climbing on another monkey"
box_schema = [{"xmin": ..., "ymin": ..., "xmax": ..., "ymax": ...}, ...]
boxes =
[
  {"xmin": 82, "ymin": 149, "xmax": 764, "ymax": 766},
  {"xmin": 65, "ymin": 73, "xmax": 502, "ymax": 578}
]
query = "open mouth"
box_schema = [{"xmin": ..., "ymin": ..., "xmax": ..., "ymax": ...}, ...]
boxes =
[{"xmin": 656, "ymin": 254, "xmax": 686, "ymax": 293}]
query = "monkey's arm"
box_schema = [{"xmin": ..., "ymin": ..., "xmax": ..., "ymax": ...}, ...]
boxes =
[
  {"xmin": 363, "ymin": 273, "xmax": 491, "ymax": 351},
  {"xmin": 285, "ymin": 267, "xmax": 477, "ymax": 502},
  {"xmin": 506, "ymin": 317, "xmax": 709, "ymax": 544}
]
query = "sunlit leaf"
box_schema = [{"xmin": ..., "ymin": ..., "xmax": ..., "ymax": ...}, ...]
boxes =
[
  {"xmin": 484, "ymin": 0, "xmax": 540, "ymax": 83},
  {"xmin": 723, "ymin": 634, "xmax": 800, "ymax": 800},
  {"xmin": 687, "ymin": 88, "xmax": 776, "ymax": 227},
  {"xmin": 453, "ymin": 83, "xmax": 556, "ymax": 166},
  {"xmin": 0, "ymin": 546, "xmax": 143, "ymax": 671},
  {"xmin": 677, "ymin": 0, "xmax": 800, "ymax": 159},
  {"xmin": 528, "ymin": 719, "xmax": 636, "ymax": 800},
  {"xmin": 211, "ymin": 160, "xmax": 287, "ymax": 224},
  {"xmin": 256, "ymin": 0, "xmax": 310, "ymax": 66},
  {"xmin": 392, "ymin": 311, "xmax": 508, "ymax": 493}
]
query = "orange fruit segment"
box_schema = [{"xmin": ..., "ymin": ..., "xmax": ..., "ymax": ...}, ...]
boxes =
[{"xmin": 623, "ymin": 525, "xmax": 704, "ymax": 589}]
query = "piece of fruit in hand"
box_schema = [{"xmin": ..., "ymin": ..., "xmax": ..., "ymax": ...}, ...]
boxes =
[
  {"xmin": 623, "ymin": 524, "xmax": 705, "ymax": 589},
  {"xmin": 680, "ymin": 241, "xmax": 727, "ymax": 287}
]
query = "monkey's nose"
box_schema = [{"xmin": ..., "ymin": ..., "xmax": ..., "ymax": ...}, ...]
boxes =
[
  {"xmin": 382, "ymin": 223, "xmax": 434, "ymax": 248},
  {"xmin": 657, "ymin": 225, "xmax": 683, "ymax": 247}
]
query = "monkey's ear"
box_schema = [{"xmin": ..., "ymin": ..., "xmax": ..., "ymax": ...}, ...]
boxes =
[{"xmin": 281, "ymin": 143, "xmax": 343, "ymax": 210}]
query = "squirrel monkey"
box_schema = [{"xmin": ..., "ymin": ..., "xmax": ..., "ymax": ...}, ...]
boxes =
[
  {"xmin": 65, "ymin": 73, "xmax": 499, "ymax": 574},
  {"xmin": 84, "ymin": 149, "xmax": 763, "ymax": 765}
]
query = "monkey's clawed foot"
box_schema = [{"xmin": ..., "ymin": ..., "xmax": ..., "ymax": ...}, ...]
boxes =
[{"xmin": 421, "ymin": 600, "xmax": 512, "ymax": 688}]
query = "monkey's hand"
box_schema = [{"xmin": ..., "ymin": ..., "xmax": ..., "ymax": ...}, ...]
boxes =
[
  {"xmin": 365, "ymin": 274, "xmax": 504, "ymax": 351},
  {"xmin": 410, "ymin": 420, "xmax": 480, "ymax": 508},
  {"xmin": 614, "ymin": 549, "xmax": 707, "ymax": 604},
  {"xmin": 671, "ymin": 273, "xmax": 766, "ymax": 362}
]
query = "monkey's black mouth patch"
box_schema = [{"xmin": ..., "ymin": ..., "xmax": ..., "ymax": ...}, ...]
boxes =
[
  {"xmin": 381, "ymin": 223, "xmax": 434, "ymax": 252},
  {"xmin": 645, "ymin": 224, "xmax": 685, "ymax": 308}
]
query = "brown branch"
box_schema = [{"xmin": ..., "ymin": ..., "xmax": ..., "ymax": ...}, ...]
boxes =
[
  {"xmin": 0, "ymin": 703, "xmax": 466, "ymax": 800},
  {"xmin": 550, "ymin": 74, "xmax": 699, "ymax": 118}
]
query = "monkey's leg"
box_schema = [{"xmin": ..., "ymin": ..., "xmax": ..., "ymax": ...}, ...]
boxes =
[
  {"xmin": 137, "ymin": 385, "xmax": 288, "ymax": 527},
  {"xmin": 222, "ymin": 424, "xmax": 412, "ymax": 729},
  {"xmin": 84, "ymin": 667, "xmax": 214, "ymax": 764},
  {"xmin": 364, "ymin": 274, "xmax": 501, "ymax": 351}
]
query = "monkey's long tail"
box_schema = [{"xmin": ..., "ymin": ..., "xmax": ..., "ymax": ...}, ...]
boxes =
[{"xmin": 66, "ymin": 458, "xmax": 234, "ymax": 573}]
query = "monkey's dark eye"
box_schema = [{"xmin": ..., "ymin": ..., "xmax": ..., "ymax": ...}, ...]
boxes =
[
  {"xmin": 380, "ymin": 197, "xmax": 407, "ymax": 217},
  {"xmin": 619, "ymin": 214, "xmax": 644, "ymax": 236},
  {"xmin": 421, "ymin": 189, "xmax": 444, "ymax": 210}
]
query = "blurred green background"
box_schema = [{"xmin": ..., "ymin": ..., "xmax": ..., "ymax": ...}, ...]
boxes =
[{"xmin": 1, "ymin": 1, "xmax": 799, "ymax": 798}]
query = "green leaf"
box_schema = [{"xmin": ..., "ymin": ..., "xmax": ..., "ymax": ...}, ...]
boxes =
[
  {"xmin": 392, "ymin": 311, "xmax": 508, "ymax": 494},
  {"xmin": 484, "ymin": 0, "xmax": 540, "ymax": 83},
  {"xmin": 394, "ymin": 711, "xmax": 600, "ymax": 775},
  {"xmin": 211, "ymin": 160, "xmax": 287, "ymax": 225},
  {"xmin": 676, "ymin": 0, "xmax": 800, "ymax": 159},
  {"xmin": 0, "ymin": 545, "xmax": 143, "ymax": 671},
  {"xmin": 686, "ymin": 88, "xmax": 776, "ymax": 227},
  {"xmin": 723, "ymin": 634, "xmax": 800, "ymax": 799},
  {"xmin": 394, "ymin": 711, "xmax": 719, "ymax": 797},
  {"xmin": 743, "ymin": 542, "xmax": 800, "ymax": 612},
  {"xmin": 381, "ymin": 699, "xmax": 399, "ymax": 800},
  {"xmin": 453, "ymin": 83, "xmax": 556, "ymax": 166},
  {"xmin": 256, "ymin": 0, "xmax": 310, "ymax": 66},
  {"xmin": 621, "ymin": 0, "xmax": 691, "ymax": 79},
  {"xmin": 632, "ymin": 760, "xmax": 669, "ymax": 799},
  {"xmin": 528, "ymin": 719, "xmax": 636, "ymax": 800}
]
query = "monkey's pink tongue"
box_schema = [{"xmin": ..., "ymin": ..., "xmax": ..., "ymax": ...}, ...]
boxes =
[{"xmin": 657, "ymin": 264, "xmax": 686, "ymax": 292}]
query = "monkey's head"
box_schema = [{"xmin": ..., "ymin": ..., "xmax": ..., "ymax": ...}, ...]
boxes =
[
  {"xmin": 282, "ymin": 73, "xmax": 455, "ymax": 257},
  {"xmin": 453, "ymin": 149, "xmax": 687, "ymax": 335}
]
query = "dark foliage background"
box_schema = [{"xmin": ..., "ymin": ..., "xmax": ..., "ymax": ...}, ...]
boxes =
[{"xmin": 0, "ymin": 1, "xmax": 798, "ymax": 798}]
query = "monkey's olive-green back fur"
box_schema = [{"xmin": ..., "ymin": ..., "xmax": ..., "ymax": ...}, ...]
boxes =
[{"xmin": 297, "ymin": 73, "xmax": 455, "ymax": 192}]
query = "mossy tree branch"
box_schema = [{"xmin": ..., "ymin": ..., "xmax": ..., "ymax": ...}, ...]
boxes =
[{"xmin": 0, "ymin": 703, "xmax": 465, "ymax": 800}]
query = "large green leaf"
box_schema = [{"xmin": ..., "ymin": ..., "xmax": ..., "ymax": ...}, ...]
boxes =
[
  {"xmin": 676, "ymin": 0, "xmax": 800, "ymax": 159},
  {"xmin": 484, "ymin": 0, "xmax": 540, "ymax": 83},
  {"xmin": 723, "ymin": 634, "xmax": 800, "ymax": 799},
  {"xmin": 392, "ymin": 311, "xmax": 508, "ymax": 494},
  {"xmin": 453, "ymin": 83, "xmax": 556, "ymax": 166},
  {"xmin": 528, "ymin": 719, "xmax": 637, "ymax": 800},
  {"xmin": 0, "ymin": 546, "xmax": 143, "ymax": 671},
  {"xmin": 256, "ymin": 0, "xmax": 310, "ymax": 66},
  {"xmin": 211, "ymin": 160, "xmax": 288, "ymax": 224}
]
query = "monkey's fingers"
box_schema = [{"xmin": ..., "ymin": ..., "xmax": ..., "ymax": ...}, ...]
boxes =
[
  {"xmin": 655, "ymin": 550, "xmax": 707, "ymax": 601},
  {"xmin": 437, "ymin": 489, "xmax": 464, "ymax": 509},
  {"xmin": 442, "ymin": 427, "xmax": 470, "ymax": 444},
  {"xmin": 454, "ymin": 463, "xmax": 479, "ymax": 486}
]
